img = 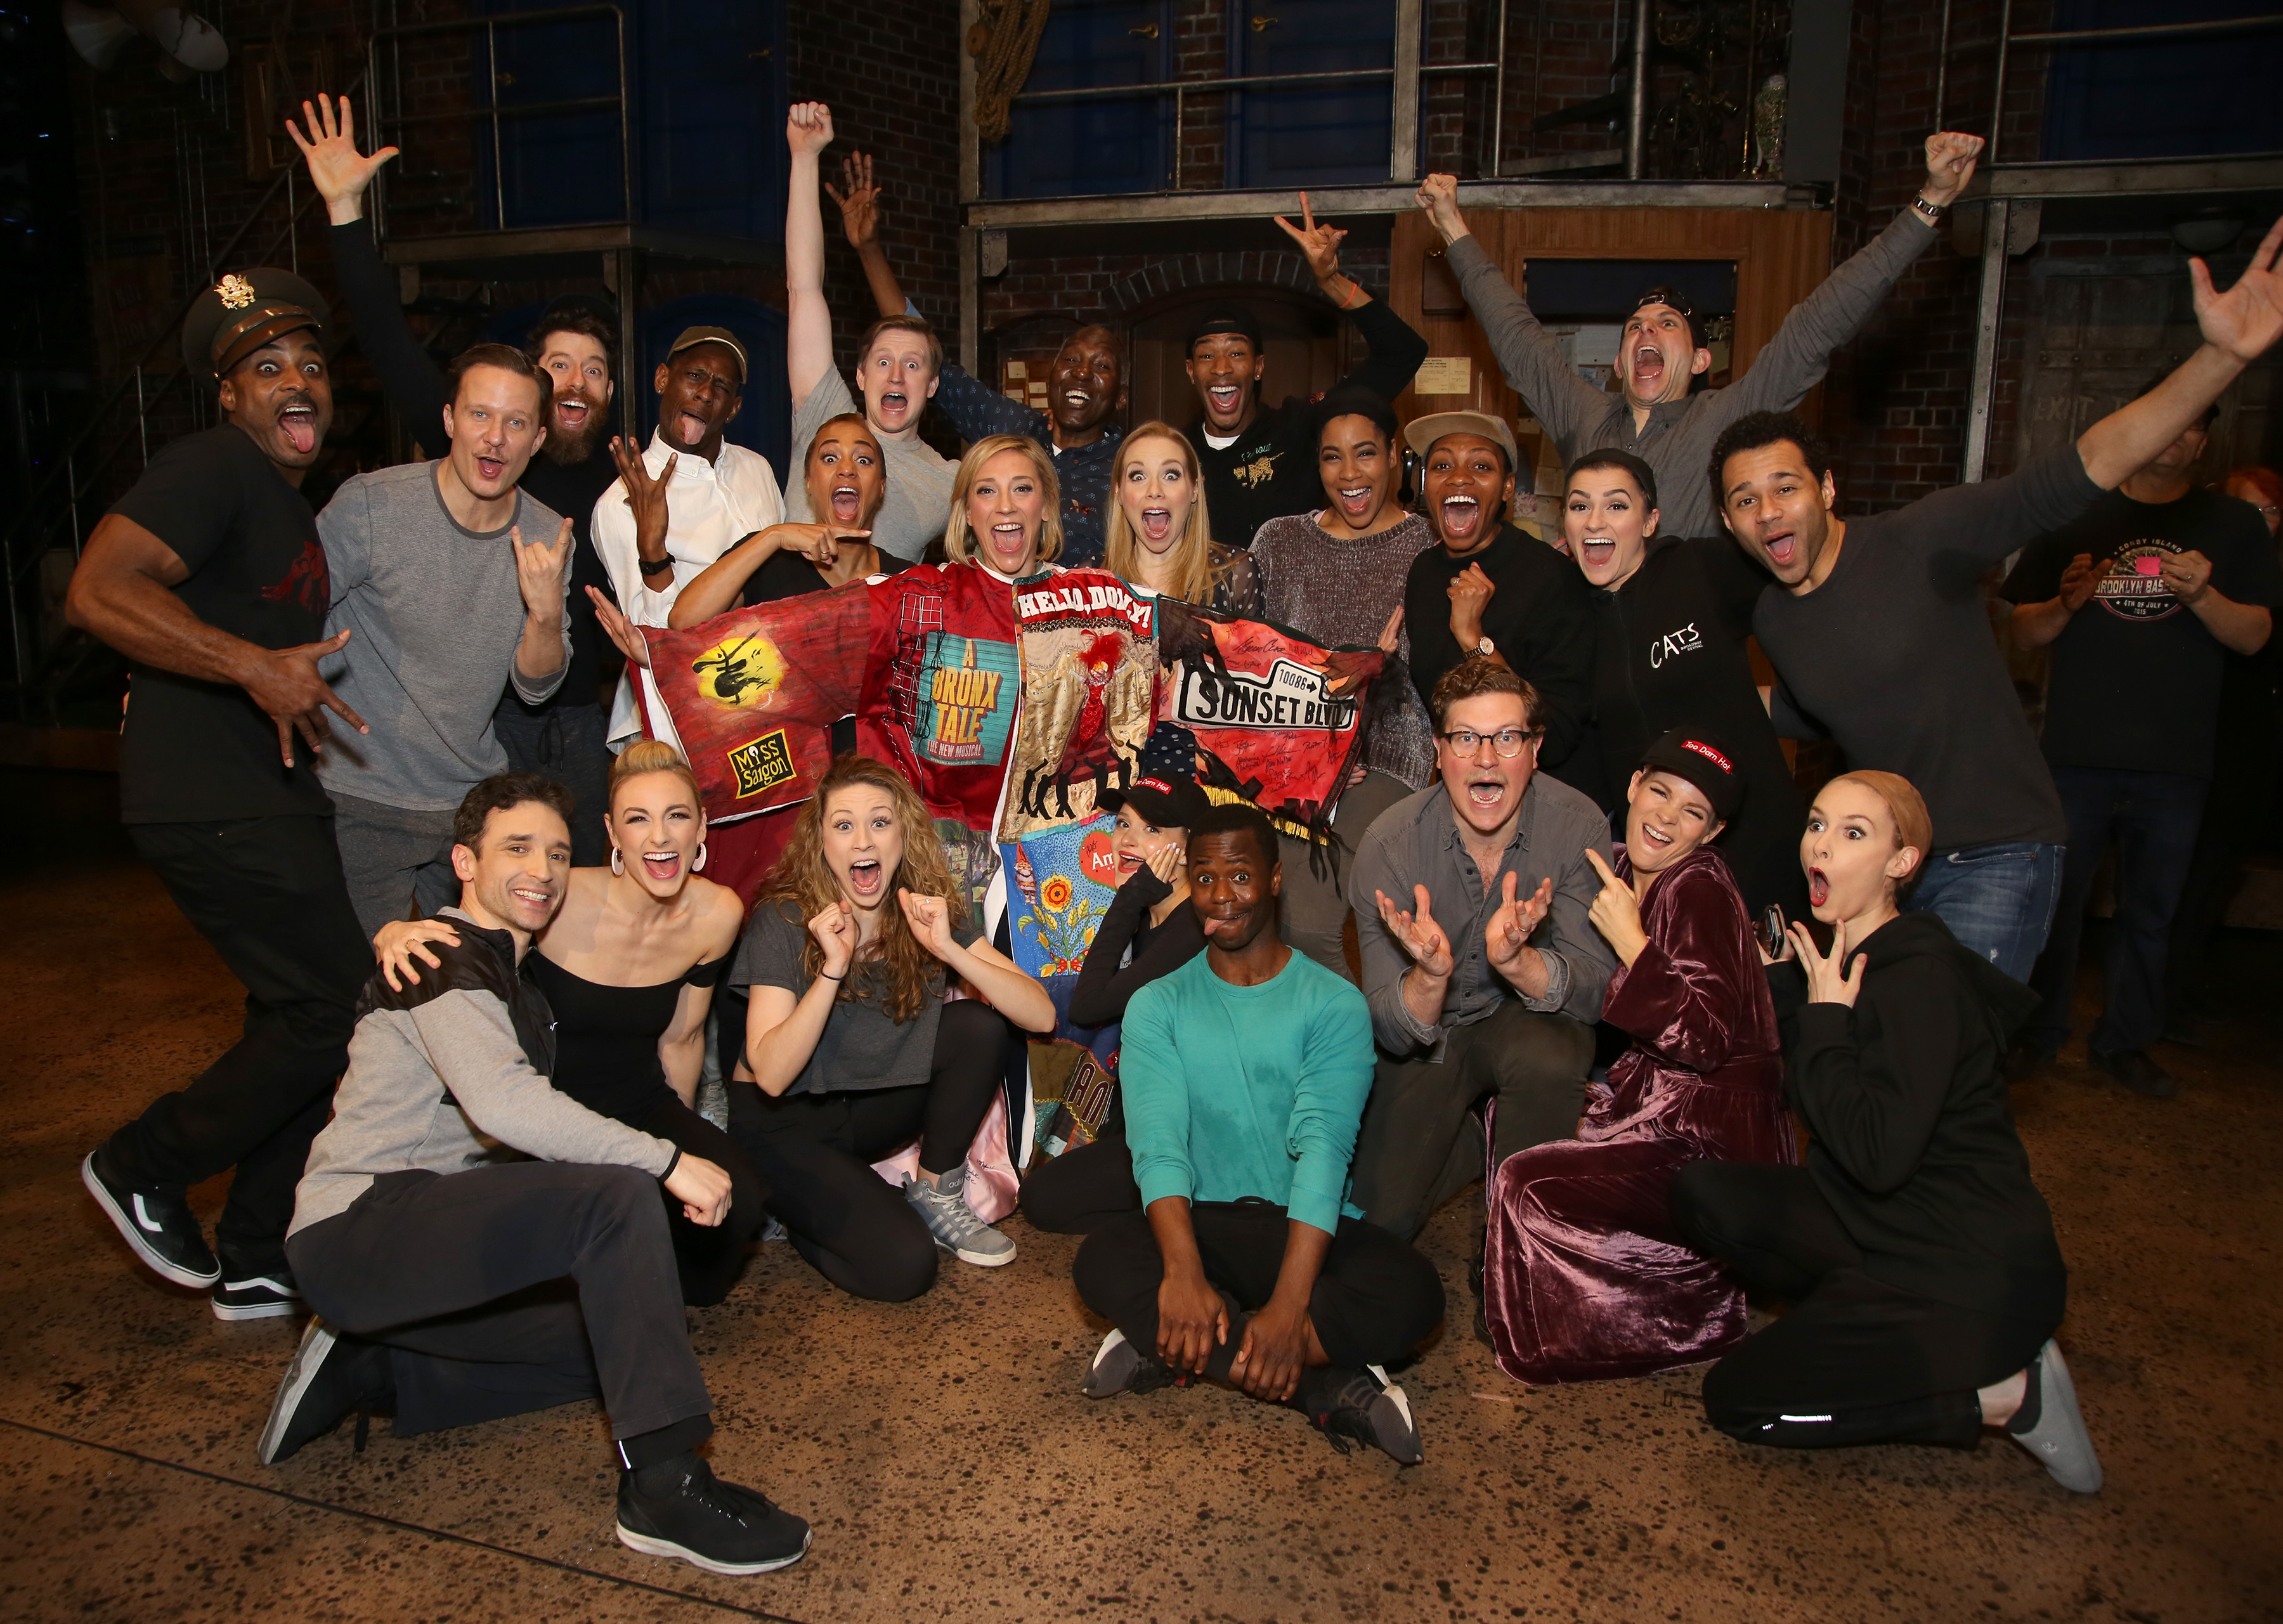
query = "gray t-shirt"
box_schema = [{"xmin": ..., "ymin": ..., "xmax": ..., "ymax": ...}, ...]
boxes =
[
  {"xmin": 783, "ymin": 368, "xmax": 954, "ymax": 564},
  {"xmin": 733, "ymin": 900, "xmax": 984, "ymax": 1095},
  {"xmin": 316, "ymin": 462, "xmax": 570, "ymax": 812}
]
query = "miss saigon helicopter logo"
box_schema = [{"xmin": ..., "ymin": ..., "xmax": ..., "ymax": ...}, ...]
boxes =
[{"xmin": 690, "ymin": 631, "xmax": 789, "ymax": 708}]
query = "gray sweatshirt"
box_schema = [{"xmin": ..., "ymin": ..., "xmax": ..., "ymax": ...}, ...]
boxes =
[
  {"xmin": 290, "ymin": 909, "xmax": 675, "ymax": 1237},
  {"xmin": 1448, "ymin": 208, "xmax": 1939, "ymax": 539},
  {"xmin": 316, "ymin": 461, "xmax": 571, "ymax": 811}
]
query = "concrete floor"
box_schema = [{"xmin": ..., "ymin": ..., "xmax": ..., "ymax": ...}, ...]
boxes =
[{"xmin": 1, "ymin": 767, "xmax": 2277, "ymax": 1623}]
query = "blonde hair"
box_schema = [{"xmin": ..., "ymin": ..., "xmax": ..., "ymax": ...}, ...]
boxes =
[
  {"xmin": 1829, "ymin": 770, "xmax": 1933, "ymax": 890},
  {"xmin": 1103, "ymin": 422, "xmax": 1220, "ymax": 604},
  {"xmin": 943, "ymin": 434, "xmax": 1063, "ymax": 570},
  {"xmin": 609, "ymin": 739, "xmax": 703, "ymax": 817},
  {"xmin": 757, "ymin": 755, "xmax": 965, "ymax": 1023}
]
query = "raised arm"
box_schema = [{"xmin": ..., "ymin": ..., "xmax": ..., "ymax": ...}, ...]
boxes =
[
  {"xmin": 288, "ymin": 95, "xmax": 449, "ymax": 459},
  {"xmin": 827, "ymin": 151, "xmax": 909, "ymax": 321},
  {"xmin": 2079, "ymin": 213, "xmax": 2283, "ymax": 489},
  {"xmin": 1415, "ymin": 174, "xmax": 1606, "ymax": 448},
  {"xmin": 785, "ymin": 101, "xmax": 839, "ymax": 412},
  {"xmin": 1277, "ymin": 192, "xmax": 1429, "ymax": 402}
]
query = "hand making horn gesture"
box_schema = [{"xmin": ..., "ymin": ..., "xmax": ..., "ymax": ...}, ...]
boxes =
[
  {"xmin": 1788, "ymin": 916, "xmax": 1868, "ymax": 1008},
  {"xmin": 611, "ymin": 434, "xmax": 677, "ymax": 569},
  {"xmin": 1374, "ymin": 884, "xmax": 1455, "ymax": 980}
]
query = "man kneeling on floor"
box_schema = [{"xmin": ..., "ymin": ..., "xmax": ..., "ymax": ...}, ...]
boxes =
[
  {"xmin": 1072, "ymin": 803, "xmax": 1447, "ymax": 1464},
  {"xmin": 259, "ymin": 770, "xmax": 810, "ymax": 1577}
]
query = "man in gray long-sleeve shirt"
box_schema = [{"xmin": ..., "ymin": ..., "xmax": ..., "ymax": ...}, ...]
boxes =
[
  {"xmin": 1343, "ymin": 657, "xmax": 1616, "ymax": 1242},
  {"xmin": 317, "ymin": 343, "xmax": 573, "ymax": 939},
  {"xmin": 263, "ymin": 773, "xmax": 811, "ymax": 1576},
  {"xmin": 1414, "ymin": 133, "xmax": 1987, "ymax": 541}
]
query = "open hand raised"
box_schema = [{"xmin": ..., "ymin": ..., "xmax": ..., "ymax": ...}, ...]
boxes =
[
  {"xmin": 285, "ymin": 95, "xmax": 398, "ymax": 223},
  {"xmin": 1375, "ymin": 884, "xmax": 1455, "ymax": 980},
  {"xmin": 1788, "ymin": 918, "xmax": 1867, "ymax": 1007},
  {"xmin": 2192, "ymin": 211, "xmax": 2283, "ymax": 365},
  {"xmin": 826, "ymin": 151, "xmax": 880, "ymax": 249},
  {"xmin": 1486, "ymin": 868, "xmax": 1553, "ymax": 978}
]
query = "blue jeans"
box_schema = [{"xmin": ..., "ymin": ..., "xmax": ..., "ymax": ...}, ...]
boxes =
[
  {"xmin": 2026, "ymin": 767, "xmax": 2208, "ymax": 1055},
  {"xmin": 1906, "ymin": 839, "xmax": 2065, "ymax": 983}
]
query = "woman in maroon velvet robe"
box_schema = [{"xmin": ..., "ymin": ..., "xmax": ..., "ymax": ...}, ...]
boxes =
[{"xmin": 1483, "ymin": 729, "xmax": 1797, "ymax": 1384}]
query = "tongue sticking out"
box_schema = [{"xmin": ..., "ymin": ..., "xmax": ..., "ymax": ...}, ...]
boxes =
[{"xmin": 280, "ymin": 412, "xmax": 316, "ymax": 455}]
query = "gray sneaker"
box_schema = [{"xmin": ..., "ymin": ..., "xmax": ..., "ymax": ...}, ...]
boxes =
[
  {"xmin": 2006, "ymin": 1339, "xmax": 2103, "ymax": 1493},
  {"xmin": 902, "ymin": 1166, "xmax": 1016, "ymax": 1267}
]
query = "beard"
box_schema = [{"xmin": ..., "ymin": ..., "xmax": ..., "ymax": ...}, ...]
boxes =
[{"xmin": 540, "ymin": 394, "xmax": 609, "ymax": 465}]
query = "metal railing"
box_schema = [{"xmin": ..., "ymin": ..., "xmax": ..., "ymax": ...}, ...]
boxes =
[{"xmin": 365, "ymin": 3, "xmax": 632, "ymax": 240}]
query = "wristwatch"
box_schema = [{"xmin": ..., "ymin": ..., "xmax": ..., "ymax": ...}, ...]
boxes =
[
  {"xmin": 1476, "ymin": 634, "xmax": 1496, "ymax": 657},
  {"xmin": 1911, "ymin": 193, "xmax": 1948, "ymax": 223},
  {"xmin": 637, "ymin": 553, "xmax": 675, "ymax": 578}
]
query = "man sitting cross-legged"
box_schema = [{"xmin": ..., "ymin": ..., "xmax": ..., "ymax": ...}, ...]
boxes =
[
  {"xmin": 259, "ymin": 771, "xmax": 810, "ymax": 1579},
  {"xmin": 1072, "ymin": 803, "xmax": 1447, "ymax": 1465}
]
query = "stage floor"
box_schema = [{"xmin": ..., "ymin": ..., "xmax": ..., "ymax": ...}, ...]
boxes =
[{"xmin": 1, "ymin": 768, "xmax": 2274, "ymax": 1623}]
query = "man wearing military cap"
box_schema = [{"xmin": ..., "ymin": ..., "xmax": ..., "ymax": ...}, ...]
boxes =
[{"xmin": 67, "ymin": 265, "xmax": 375, "ymax": 1323}]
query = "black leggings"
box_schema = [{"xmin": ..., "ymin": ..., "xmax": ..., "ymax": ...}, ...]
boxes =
[
  {"xmin": 628, "ymin": 1093, "xmax": 767, "ymax": 1308},
  {"xmin": 727, "ymin": 999, "xmax": 1006, "ymax": 1302},
  {"xmin": 1073, "ymin": 1199, "xmax": 1446, "ymax": 1369},
  {"xmin": 1023, "ymin": 1132, "xmax": 1142, "ymax": 1234},
  {"xmin": 1672, "ymin": 1161, "xmax": 2062, "ymax": 1450}
]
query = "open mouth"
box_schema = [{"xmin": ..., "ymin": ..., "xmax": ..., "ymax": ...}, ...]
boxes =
[
  {"xmin": 554, "ymin": 396, "xmax": 590, "ymax": 430},
  {"xmin": 1467, "ymin": 776, "xmax": 1506, "ymax": 810},
  {"xmin": 1206, "ymin": 384, "xmax": 1240, "ymax": 417},
  {"xmin": 1062, "ymin": 389, "xmax": 1091, "ymax": 412},
  {"xmin": 1337, "ymin": 484, "xmax": 1377, "ymax": 521},
  {"xmin": 1139, "ymin": 505, "xmax": 1174, "ymax": 544},
  {"xmin": 641, "ymin": 850, "xmax": 682, "ymax": 883},
  {"xmin": 1580, "ymin": 535, "xmax": 1616, "ymax": 571},
  {"xmin": 1638, "ymin": 822, "xmax": 1674, "ymax": 851},
  {"xmin": 507, "ymin": 881, "xmax": 554, "ymax": 911},
  {"xmin": 1762, "ymin": 529, "xmax": 1798, "ymax": 570},
  {"xmin": 829, "ymin": 483, "xmax": 862, "ymax": 523},
  {"xmin": 1630, "ymin": 348, "xmax": 1665, "ymax": 389},
  {"xmin": 674, "ymin": 410, "xmax": 710, "ymax": 445},
  {"xmin": 1440, "ymin": 495, "xmax": 1481, "ymax": 541},
  {"xmin": 876, "ymin": 387, "xmax": 910, "ymax": 422},
  {"xmin": 846, "ymin": 857, "xmax": 884, "ymax": 901},
  {"xmin": 989, "ymin": 522, "xmax": 1029, "ymax": 564},
  {"xmin": 474, "ymin": 455, "xmax": 505, "ymax": 483},
  {"xmin": 1807, "ymin": 866, "xmax": 1830, "ymax": 909},
  {"xmin": 1116, "ymin": 852, "xmax": 1142, "ymax": 874},
  {"xmin": 278, "ymin": 405, "xmax": 318, "ymax": 455}
]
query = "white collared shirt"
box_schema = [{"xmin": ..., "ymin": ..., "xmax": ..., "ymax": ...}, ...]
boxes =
[{"xmin": 593, "ymin": 430, "xmax": 784, "ymax": 748}]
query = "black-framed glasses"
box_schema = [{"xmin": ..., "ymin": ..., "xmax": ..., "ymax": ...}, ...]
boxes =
[{"xmin": 1439, "ymin": 727, "xmax": 1540, "ymax": 758}]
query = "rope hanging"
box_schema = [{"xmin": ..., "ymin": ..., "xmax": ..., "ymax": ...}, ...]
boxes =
[{"xmin": 970, "ymin": 0, "xmax": 1052, "ymax": 145}]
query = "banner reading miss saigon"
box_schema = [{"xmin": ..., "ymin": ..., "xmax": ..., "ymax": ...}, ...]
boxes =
[{"xmin": 639, "ymin": 583, "xmax": 870, "ymax": 823}]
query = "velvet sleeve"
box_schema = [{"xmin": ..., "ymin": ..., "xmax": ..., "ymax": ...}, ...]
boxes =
[
  {"xmin": 1601, "ymin": 862, "xmax": 1759, "ymax": 1074},
  {"xmin": 1785, "ymin": 958, "xmax": 1961, "ymax": 1194}
]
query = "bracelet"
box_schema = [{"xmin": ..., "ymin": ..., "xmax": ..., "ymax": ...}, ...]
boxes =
[
  {"xmin": 637, "ymin": 553, "xmax": 674, "ymax": 577},
  {"xmin": 818, "ymin": 970, "xmax": 846, "ymax": 982},
  {"xmin": 1911, "ymin": 193, "xmax": 1948, "ymax": 223},
  {"xmin": 1337, "ymin": 278, "xmax": 1365, "ymax": 309}
]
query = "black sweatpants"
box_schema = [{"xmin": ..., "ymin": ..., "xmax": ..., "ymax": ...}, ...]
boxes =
[
  {"xmin": 726, "ymin": 999, "xmax": 1005, "ymax": 1302},
  {"xmin": 1074, "ymin": 1199, "xmax": 1446, "ymax": 1369},
  {"xmin": 629, "ymin": 1093, "xmax": 765, "ymax": 1308},
  {"xmin": 108, "ymin": 815, "xmax": 370, "ymax": 1274},
  {"xmin": 1024, "ymin": 1132, "xmax": 1141, "ymax": 1234},
  {"xmin": 1671, "ymin": 1161, "xmax": 2062, "ymax": 1450},
  {"xmin": 287, "ymin": 1162, "xmax": 712, "ymax": 1448}
]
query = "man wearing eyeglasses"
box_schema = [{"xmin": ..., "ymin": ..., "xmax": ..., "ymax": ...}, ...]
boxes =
[{"xmin": 1343, "ymin": 656, "xmax": 1616, "ymax": 1249}]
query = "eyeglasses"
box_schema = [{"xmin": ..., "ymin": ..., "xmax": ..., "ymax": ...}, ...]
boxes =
[{"xmin": 1439, "ymin": 727, "xmax": 1540, "ymax": 758}]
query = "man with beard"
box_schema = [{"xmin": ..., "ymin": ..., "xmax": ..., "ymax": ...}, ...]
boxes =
[
  {"xmin": 785, "ymin": 103, "xmax": 955, "ymax": 561},
  {"xmin": 315, "ymin": 344, "xmax": 573, "ymax": 940},
  {"xmin": 590, "ymin": 326, "xmax": 787, "ymax": 752},
  {"xmin": 68, "ymin": 268, "xmax": 375, "ymax": 1322},
  {"xmin": 1714, "ymin": 209, "xmax": 2283, "ymax": 978},
  {"xmin": 1398, "ymin": 412, "xmax": 1594, "ymax": 784},
  {"xmin": 828, "ymin": 150, "xmax": 1126, "ymax": 568},
  {"xmin": 259, "ymin": 773, "xmax": 812, "ymax": 1579},
  {"xmin": 292, "ymin": 96, "xmax": 620, "ymax": 864},
  {"xmin": 1414, "ymin": 132, "xmax": 1987, "ymax": 540},
  {"xmin": 1345, "ymin": 658, "xmax": 1616, "ymax": 1245}
]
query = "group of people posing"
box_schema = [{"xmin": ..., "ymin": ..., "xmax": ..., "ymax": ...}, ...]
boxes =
[{"xmin": 59, "ymin": 94, "xmax": 2283, "ymax": 1581}]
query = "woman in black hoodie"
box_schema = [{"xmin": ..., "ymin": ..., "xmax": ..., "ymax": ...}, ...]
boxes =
[
  {"xmin": 1672, "ymin": 770, "xmax": 2102, "ymax": 1492},
  {"xmin": 1560, "ymin": 450, "xmax": 1805, "ymax": 921}
]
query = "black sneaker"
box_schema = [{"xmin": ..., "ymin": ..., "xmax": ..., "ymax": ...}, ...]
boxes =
[
  {"xmin": 1296, "ymin": 1363, "xmax": 1424, "ymax": 1465},
  {"xmin": 1080, "ymin": 1328, "xmax": 1178, "ymax": 1398},
  {"xmin": 212, "ymin": 1272, "xmax": 303, "ymax": 1322},
  {"xmin": 257, "ymin": 1319, "xmax": 393, "ymax": 1465},
  {"xmin": 82, "ymin": 1149, "xmax": 218, "ymax": 1288},
  {"xmin": 2089, "ymin": 1047, "xmax": 2175, "ymax": 1098},
  {"xmin": 616, "ymin": 1453, "xmax": 811, "ymax": 1575}
]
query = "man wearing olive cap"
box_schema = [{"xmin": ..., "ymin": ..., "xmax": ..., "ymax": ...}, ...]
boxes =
[{"xmin": 67, "ymin": 267, "xmax": 375, "ymax": 1324}]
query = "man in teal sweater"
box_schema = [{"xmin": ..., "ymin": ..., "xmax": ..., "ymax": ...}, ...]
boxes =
[{"xmin": 1072, "ymin": 803, "xmax": 1447, "ymax": 1464}]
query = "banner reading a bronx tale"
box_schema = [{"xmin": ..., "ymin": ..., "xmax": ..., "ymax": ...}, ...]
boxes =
[{"xmin": 639, "ymin": 580, "xmax": 871, "ymax": 822}]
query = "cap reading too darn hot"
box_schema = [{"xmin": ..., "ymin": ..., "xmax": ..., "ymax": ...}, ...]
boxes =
[
  {"xmin": 1098, "ymin": 721, "xmax": 1211, "ymax": 828},
  {"xmin": 1637, "ymin": 726, "xmax": 1745, "ymax": 822}
]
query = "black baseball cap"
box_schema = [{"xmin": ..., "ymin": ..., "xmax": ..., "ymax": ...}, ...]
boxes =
[
  {"xmin": 1637, "ymin": 727, "xmax": 1743, "ymax": 821},
  {"xmin": 1185, "ymin": 307, "xmax": 1265, "ymax": 353},
  {"xmin": 1100, "ymin": 721, "xmax": 1209, "ymax": 828}
]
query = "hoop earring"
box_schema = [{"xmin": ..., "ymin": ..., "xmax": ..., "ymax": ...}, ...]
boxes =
[
  {"xmin": 694, "ymin": 842, "xmax": 708, "ymax": 873},
  {"xmin": 609, "ymin": 847, "xmax": 624, "ymax": 876}
]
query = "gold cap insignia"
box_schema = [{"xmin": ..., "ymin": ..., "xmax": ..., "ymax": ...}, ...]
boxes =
[{"xmin": 215, "ymin": 274, "xmax": 257, "ymax": 311}]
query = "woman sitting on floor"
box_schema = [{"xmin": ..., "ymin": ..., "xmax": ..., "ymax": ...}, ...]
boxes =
[
  {"xmin": 372, "ymin": 741, "xmax": 762, "ymax": 1308},
  {"xmin": 1671, "ymin": 770, "xmax": 2102, "ymax": 1492},
  {"xmin": 726, "ymin": 754, "xmax": 1057, "ymax": 1301},
  {"xmin": 1482, "ymin": 727, "xmax": 1796, "ymax": 1382}
]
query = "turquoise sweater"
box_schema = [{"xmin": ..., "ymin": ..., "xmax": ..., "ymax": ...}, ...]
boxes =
[{"xmin": 1120, "ymin": 949, "xmax": 1375, "ymax": 1235}]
